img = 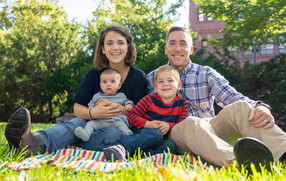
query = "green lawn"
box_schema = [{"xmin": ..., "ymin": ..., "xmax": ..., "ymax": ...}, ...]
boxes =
[{"xmin": 0, "ymin": 122, "xmax": 285, "ymax": 180}]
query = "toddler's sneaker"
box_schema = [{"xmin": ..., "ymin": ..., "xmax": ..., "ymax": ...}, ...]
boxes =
[{"xmin": 103, "ymin": 144, "xmax": 126, "ymax": 162}]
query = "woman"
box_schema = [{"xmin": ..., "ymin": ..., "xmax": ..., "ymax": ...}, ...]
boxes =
[{"xmin": 5, "ymin": 25, "xmax": 148, "ymax": 153}]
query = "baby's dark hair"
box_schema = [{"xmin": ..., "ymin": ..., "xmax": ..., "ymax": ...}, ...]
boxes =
[
  {"xmin": 101, "ymin": 69, "xmax": 121, "ymax": 81},
  {"xmin": 101, "ymin": 68, "xmax": 121, "ymax": 76}
]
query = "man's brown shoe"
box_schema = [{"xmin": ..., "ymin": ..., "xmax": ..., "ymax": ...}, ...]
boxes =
[
  {"xmin": 5, "ymin": 108, "xmax": 45, "ymax": 154},
  {"xmin": 279, "ymin": 152, "xmax": 286, "ymax": 164},
  {"xmin": 234, "ymin": 137, "xmax": 274, "ymax": 174}
]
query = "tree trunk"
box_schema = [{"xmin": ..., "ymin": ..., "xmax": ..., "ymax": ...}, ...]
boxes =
[
  {"xmin": 37, "ymin": 100, "xmax": 48, "ymax": 123},
  {"xmin": 47, "ymin": 100, "xmax": 53, "ymax": 123}
]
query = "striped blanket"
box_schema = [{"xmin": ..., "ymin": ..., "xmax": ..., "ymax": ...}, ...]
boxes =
[{"xmin": 7, "ymin": 146, "xmax": 208, "ymax": 172}]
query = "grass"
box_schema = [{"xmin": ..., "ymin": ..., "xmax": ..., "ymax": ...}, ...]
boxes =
[{"xmin": 0, "ymin": 122, "xmax": 285, "ymax": 180}]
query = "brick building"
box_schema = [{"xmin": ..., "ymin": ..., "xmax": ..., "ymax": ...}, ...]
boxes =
[{"xmin": 189, "ymin": 0, "xmax": 286, "ymax": 64}]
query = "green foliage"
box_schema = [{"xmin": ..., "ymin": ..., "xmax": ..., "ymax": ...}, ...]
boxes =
[
  {"xmin": 193, "ymin": 0, "xmax": 286, "ymax": 50},
  {"xmin": 191, "ymin": 49, "xmax": 236, "ymax": 83},
  {"xmin": 0, "ymin": 0, "xmax": 83, "ymax": 122},
  {"xmin": 0, "ymin": 0, "xmax": 185, "ymax": 122},
  {"xmin": 84, "ymin": 0, "xmax": 184, "ymax": 74},
  {"xmin": 231, "ymin": 54, "xmax": 286, "ymax": 123}
]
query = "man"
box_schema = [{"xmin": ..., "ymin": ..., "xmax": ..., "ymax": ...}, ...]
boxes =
[{"xmin": 147, "ymin": 27, "xmax": 286, "ymax": 171}]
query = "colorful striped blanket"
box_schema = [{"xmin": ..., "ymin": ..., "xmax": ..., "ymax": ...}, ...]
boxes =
[{"xmin": 7, "ymin": 146, "xmax": 208, "ymax": 172}]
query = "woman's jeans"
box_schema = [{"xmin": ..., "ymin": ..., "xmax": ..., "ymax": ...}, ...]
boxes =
[
  {"xmin": 38, "ymin": 118, "xmax": 177, "ymax": 155},
  {"xmin": 38, "ymin": 118, "xmax": 123, "ymax": 152}
]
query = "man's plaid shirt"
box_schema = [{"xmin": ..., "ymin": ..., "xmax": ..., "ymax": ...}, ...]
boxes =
[{"xmin": 147, "ymin": 60, "xmax": 258, "ymax": 118}]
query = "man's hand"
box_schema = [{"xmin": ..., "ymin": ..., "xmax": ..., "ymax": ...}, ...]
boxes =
[
  {"xmin": 92, "ymin": 99, "xmax": 124, "ymax": 119},
  {"xmin": 248, "ymin": 106, "xmax": 274, "ymax": 129}
]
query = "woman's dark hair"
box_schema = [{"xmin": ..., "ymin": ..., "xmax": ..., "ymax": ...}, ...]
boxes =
[{"xmin": 94, "ymin": 25, "xmax": 136, "ymax": 70}]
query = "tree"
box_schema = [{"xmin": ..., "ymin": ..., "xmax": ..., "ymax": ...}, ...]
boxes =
[
  {"xmin": 231, "ymin": 54, "xmax": 286, "ymax": 125},
  {"xmin": 0, "ymin": 0, "xmax": 185, "ymax": 122},
  {"xmin": 193, "ymin": 0, "xmax": 286, "ymax": 50},
  {"xmin": 0, "ymin": 0, "xmax": 82, "ymax": 122},
  {"xmin": 82, "ymin": 0, "xmax": 184, "ymax": 74}
]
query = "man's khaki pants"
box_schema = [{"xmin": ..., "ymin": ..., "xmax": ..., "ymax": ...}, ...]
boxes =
[{"xmin": 169, "ymin": 101, "xmax": 286, "ymax": 166}]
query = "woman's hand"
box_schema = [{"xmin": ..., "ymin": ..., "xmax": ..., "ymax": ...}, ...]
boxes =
[
  {"xmin": 92, "ymin": 99, "xmax": 124, "ymax": 119},
  {"xmin": 73, "ymin": 101, "xmax": 124, "ymax": 120}
]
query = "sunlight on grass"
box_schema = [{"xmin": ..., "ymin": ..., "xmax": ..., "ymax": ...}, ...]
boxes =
[{"xmin": 0, "ymin": 122, "xmax": 285, "ymax": 180}]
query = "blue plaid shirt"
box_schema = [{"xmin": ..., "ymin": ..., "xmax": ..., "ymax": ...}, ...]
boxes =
[{"xmin": 147, "ymin": 60, "xmax": 258, "ymax": 118}]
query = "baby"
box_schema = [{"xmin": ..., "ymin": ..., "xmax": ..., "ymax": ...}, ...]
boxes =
[{"xmin": 74, "ymin": 69, "xmax": 133, "ymax": 141}]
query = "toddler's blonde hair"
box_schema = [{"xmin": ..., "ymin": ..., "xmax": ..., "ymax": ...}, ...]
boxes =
[{"xmin": 154, "ymin": 65, "xmax": 181, "ymax": 85}]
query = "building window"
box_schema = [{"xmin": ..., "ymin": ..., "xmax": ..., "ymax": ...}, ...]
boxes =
[
  {"xmin": 228, "ymin": 47, "xmax": 238, "ymax": 56},
  {"xmin": 207, "ymin": 13, "xmax": 213, "ymax": 21},
  {"xmin": 243, "ymin": 47, "xmax": 253, "ymax": 56},
  {"xmin": 198, "ymin": 9, "xmax": 204, "ymax": 21},
  {"xmin": 260, "ymin": 43, "xmax": 273, "ymax": 55},
  {"xmin": 279, "ymin": 35, "xmax": 286, "ymax": 54},
  {"xmin": 202, "ymin": 40, "xmax": 207, "ymax": 48},
  {"xmin": 279, "ymin": 44, "xmax": 286, "ymax": 54}
]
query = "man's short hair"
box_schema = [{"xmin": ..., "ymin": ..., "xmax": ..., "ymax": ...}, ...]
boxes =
[{"xmin": 166, "ymin": 26, "xmax": 193, "ymax": 46}]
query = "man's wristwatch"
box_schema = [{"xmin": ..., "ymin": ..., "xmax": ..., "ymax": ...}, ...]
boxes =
[{"xmin": 255, "ymin": 101, "xmax": 271, "ymax": 110}]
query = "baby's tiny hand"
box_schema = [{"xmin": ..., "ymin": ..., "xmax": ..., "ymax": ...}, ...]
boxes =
[{"xmin": 124, "ymin": 104, "xmax": 133, "ymax": 112}]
